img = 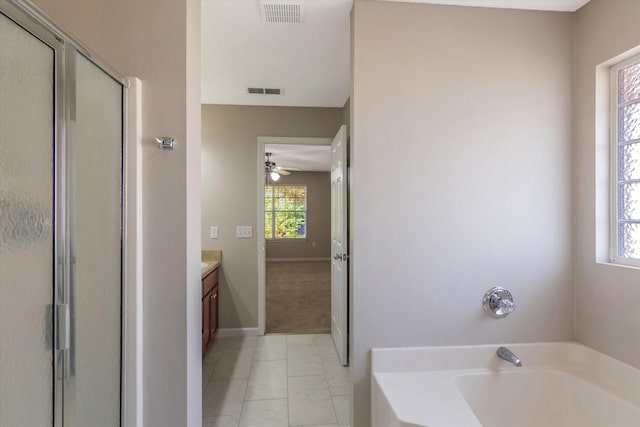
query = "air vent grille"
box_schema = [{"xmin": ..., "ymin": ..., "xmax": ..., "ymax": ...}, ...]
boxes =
[
  {"xmin": 259, "ymin": 0, "xmax": 304, "ymax": 24},
  {"xmin": 248, "ymin": 87, "xmax": 283, "ymax": 95}
]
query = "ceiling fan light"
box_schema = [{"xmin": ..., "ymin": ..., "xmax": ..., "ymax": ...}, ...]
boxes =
[{"xmin": 270, "ymin": 171, "xmax": 281, "ymax": 181}]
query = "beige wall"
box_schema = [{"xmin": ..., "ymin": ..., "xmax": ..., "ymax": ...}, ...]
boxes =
[
  {"xmin": 342, "ymin": 97, "xmax": 350, "ymax": 134},
  {"xmin": 574, "ymin": 0, "xmax": 640, "ymax": 370},
  {"xmin": 201, "ymin": 105, "xmax": 343, "ymax": 329},
  {"xmin": 266, "ymin": 172, "xmax": 331, "ymax": 260},
  {"xmin": 32, "ymin": 1, "xmax": 202, "ymax": 426},
  {"xmin": 351, "ymin": 2, "xmax": 574, "ymax": 425},
  {"xmin": 27, "ymin": 3, "xmax": 640, "ymax": 427}
]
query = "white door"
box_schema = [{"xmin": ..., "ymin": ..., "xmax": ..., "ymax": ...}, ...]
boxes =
[{"xmin": 331, "ymin": 125, "xmax": 348, "ymax": 366}]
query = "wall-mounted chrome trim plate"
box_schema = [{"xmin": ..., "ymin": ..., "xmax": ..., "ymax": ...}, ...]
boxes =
[
  {"xmin": 483, "ymin": 286, "xmax": 516, "ymax": 319},
  {"xmin": 154, "ymin": 136, "xmax": 175, "ymax": 150}
]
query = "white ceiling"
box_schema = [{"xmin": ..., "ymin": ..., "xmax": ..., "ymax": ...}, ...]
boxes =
[
  {"xmin": 379, "ymin": 0, "xmax": 590, "ymax": 12},
  {"xmin": 201, "ymin": 0, "xmax": 352, "ymax": 108},
  {"xmin": 266, "ymin": 144, "xmax": 331, "ymax": 172},
  {"xmin": 205, "ymin": 0, "xmax": 590, "ymax": 168},
  {"xmin": 201, "ymin": 0, "xmax": 590, "ymax": 109}
]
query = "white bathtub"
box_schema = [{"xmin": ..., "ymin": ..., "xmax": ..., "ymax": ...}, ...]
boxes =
[{"xmin": 371, "ymin": 342, "xmax": 640, "ymax": 427}]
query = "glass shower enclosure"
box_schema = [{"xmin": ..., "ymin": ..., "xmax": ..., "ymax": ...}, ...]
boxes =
[{"xmin": 0, "ymin": 1, "xmax": 125, "ymax": 425}]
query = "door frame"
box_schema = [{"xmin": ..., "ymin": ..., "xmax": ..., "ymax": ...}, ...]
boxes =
[{"xmin": 256, "ymin": 136, "xmax": 332, "ymax": 336}]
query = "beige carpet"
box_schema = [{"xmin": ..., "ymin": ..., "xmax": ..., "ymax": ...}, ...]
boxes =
[{"xmin": 266, "ymin": 261, "xmax": 331, "ymax": 334}]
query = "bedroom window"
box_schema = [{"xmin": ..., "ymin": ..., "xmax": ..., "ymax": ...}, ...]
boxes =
[
  {"xmin": 611, "ymin": 54, "xmax": 640, "ymax": 265},
  {"xmin": 265, "ymin": 185, "xmax": 307, "ymax": 239}
]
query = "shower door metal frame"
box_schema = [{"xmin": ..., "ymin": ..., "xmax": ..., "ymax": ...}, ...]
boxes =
[
  {"xmin": 0, "ymin": 1, "xmax": 129, "ymax": 426},
  {"xmin": 0, "ymin": 3, "xmax": 66, "ymax": 425}
]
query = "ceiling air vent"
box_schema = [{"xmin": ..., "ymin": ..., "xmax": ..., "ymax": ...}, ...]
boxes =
[
  {"xmin": 259, "ymin": 0, "xmax": 304, "ymax": 24},
  {"xmin": 248, "ymin": 87, "xmax": 283, "ymax": 95}
]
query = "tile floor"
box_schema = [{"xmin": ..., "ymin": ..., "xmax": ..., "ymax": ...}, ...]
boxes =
[{"xmin": 202, "ymin": 334, "xmax": 350, "ymax": 427}]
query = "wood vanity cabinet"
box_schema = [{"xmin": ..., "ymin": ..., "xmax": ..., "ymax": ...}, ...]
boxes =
[{"xmin": 202, "ymin": 268, "xmax": 219, "ymax": 355}]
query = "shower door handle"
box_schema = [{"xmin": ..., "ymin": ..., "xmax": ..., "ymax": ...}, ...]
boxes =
[{"xmin": 56, "ymin": 303, "xmax": 70, "ymax": 351}]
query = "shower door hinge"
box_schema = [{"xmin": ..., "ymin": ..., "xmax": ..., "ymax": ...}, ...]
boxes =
[{"xmin": 56, "ymin": 303, "xmax": 70, "ymax": 351}]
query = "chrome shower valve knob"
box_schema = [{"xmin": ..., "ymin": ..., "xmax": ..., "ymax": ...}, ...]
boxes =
[{"xmin": 483, "ymin": 287, "xmax": 516, "ymax": 319}]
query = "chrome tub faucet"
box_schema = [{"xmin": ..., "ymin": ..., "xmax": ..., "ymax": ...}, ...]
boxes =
[{"xmin": 497, "ymin": 346, "xmax": 522, "ymax": 367}]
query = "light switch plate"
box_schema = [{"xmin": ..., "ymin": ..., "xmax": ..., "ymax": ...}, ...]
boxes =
[
  {"xmin": 236, "ymin": 226, "xmax": 253, "ymax": 238},
  {"xmin": 210, "ymin": 226, "xmax": 218, "ymax": 239}
]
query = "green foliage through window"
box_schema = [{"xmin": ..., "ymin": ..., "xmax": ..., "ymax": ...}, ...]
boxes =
[{"xmin": 265, "ymin": 185, "xmax": 307, "ymax": 239}]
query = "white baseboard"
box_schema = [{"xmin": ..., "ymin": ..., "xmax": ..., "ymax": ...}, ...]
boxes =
[
  {"xmin": 266, "ymin": 257, "xmax": 330, "ymax": 262},
  {"xmin": 216, "ymin": 327, "xmax": 259, "ymax": 337}
]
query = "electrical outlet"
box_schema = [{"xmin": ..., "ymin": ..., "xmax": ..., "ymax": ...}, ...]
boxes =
[
  {"xmin": 236, "ymin": 226, "xmax": 253, "ymax": 238},
  {"xmin": 210, "ymin": 226, "xmax": 218, "ymax": 239}
]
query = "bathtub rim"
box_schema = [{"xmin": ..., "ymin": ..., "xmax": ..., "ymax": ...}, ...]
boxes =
[{"xmin": 371, "ymin": 341, "xmax": 640, "ymax": 427}]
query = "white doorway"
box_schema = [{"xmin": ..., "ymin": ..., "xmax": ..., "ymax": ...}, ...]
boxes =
[{"xmin": 257, "ymin": 132, "xmax": 348, "ymax": 365}]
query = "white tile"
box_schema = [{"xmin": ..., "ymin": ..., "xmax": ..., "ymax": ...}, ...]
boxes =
[
  {"xmin": 245, "ymin": 359, "xmax": 288, "ymax": 400},
  {"xmin": 202, "ymin": 379, "xmax": 247, "ymax": 418},
  {"xmin": 287, "ymin": 344, "xmax": 320, "ymax": 359},
  {"xmin": 203, "ymin": 334, "xmax": 350, "ymax": 427},
  {"xmin": 331, "ymin": 395, "xmax": 350, "ymax": 425},
  {"xmin": 254, "ymin": 342, "xmax": 287, "ymax": 361},
  {"xmin": 221, "ymin": 345, "xmax": 256, "ymax": 363},
  {"xmin": 289, "ymin": 395, "xmax": 337, "ymax": 426},
  {"xmin": 202, "ymin": 414, "xmax": 240, "ymax": 427},
  {"xmin": 218, "ymin": 336, "xmax": 257, "ymax": 349},
  {"xmin": 322, "ymin": 359, "xmax": 348, "ymax": 379},
  {"xmin": 245, "ymin": 376, "xmax": 288, "ymax": 400},
  {"xmin": 208, "ymin": 337, "xmax": 228, "ymax": 352},
  {"xmin": 288, "ymin": 376, "xmax": 330, "ymax": 397},
  {"xmin": 327, "ymin": 376, "xmax": 349, "ymax": 396},
  {"xmin": 288, "ymin": 375, "xmax": 334, "ymax": 426},
  {"xmin": 211, "ymin": 347, "xmax": 254, "ymax": 380},
  {"xmin": 317, "ymin": 343, "xmax": 340, "ymax": 361},
  {"xmin": 240, "ymin": 399, "xmax": 288, "ymax": 427},
  {"xmin": 249, "ymin": 359, "xmax": 287, "ymax": 382},
  {"xmin": 287, "ymin": 335, "xmax": 317, "ymax": 345},
  {"xmin": 254, "ymin": 346, "xmax": 286, "ymax": 361},
  {"xmin": 204, "ymin": 343, "xmax": 226, "ymax": 365},
  {"xmin": 313, "ymin": 334, "xmax": 333, "ymax": 346},
  {"xmin": 212, "ymin": 357, "xmax": 253, "ymax": 380},
  {"xmin": 287, "ymin": 346, "xmax": 320, "ymax": 361},
  {"xmin": 203, "ymin": 363, "xmax": 216, "ymax": 391},
  {"xmin": 256, "ymin": 334, "xmax": 286, "ymax": 346},
  {"xmin": 288, "ymin": 355, "xmax": 325, "ymax": 377}
]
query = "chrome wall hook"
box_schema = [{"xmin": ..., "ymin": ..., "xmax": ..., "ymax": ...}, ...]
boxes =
[{"xmin": 154, "ymin": 136, "xmax": 175, "ymax": 150}]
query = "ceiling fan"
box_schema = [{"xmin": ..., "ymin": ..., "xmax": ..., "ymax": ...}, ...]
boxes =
[{"xmin": 265, "ymin": 152, "xmax": 299, "ymax": 181}]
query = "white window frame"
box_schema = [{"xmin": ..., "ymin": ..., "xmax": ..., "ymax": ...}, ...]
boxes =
[
  {"xmin": 610, "ymin": 54, "xmax": 640, "ymax": 267},
  {"xmin": 265, "ymin": 184, "xmax": 308, "ymax": 240}
]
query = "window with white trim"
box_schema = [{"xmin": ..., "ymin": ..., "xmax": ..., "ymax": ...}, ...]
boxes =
[
  {"xmin": 611, "ymin": 55, "xmax": 640, "ymax": 264},
  {"xmin": 265, "ymin": 185, "xmax": 307, "ymax": 239}
]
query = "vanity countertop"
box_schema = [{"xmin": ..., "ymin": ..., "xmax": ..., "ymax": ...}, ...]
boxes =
[{"xmin": 201, "ymin": 250, "xmax": 221, "ymax": 279}]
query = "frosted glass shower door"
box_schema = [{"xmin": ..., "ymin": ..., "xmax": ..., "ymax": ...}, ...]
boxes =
[
  {"xmin": 0, "ymin": 12, "xmax": 55, "ymax": 427},
  {"xmin": 67, "ymin": 54, "xmax": 123, "ymax": 427},
  {"xmin": 1, "ymin": 5, "xmax": 125, "ymax": 427}
]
